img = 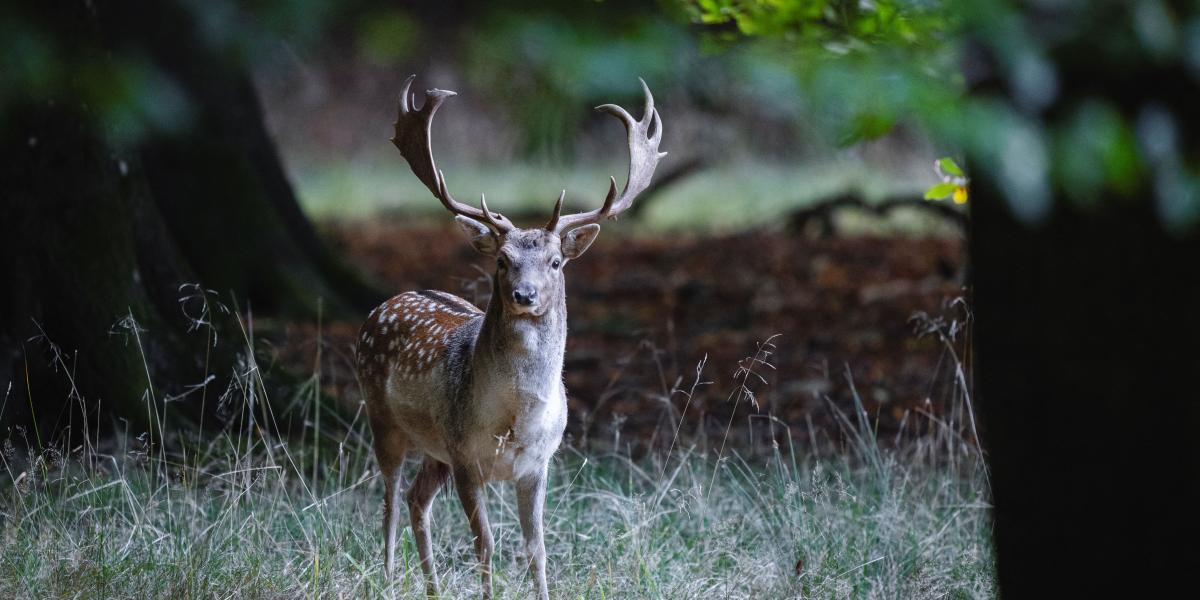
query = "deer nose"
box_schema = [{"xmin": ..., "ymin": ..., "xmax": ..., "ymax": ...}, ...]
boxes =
[{"xmin": 512, "ymin": 287, "xmax": 537, "ymax": 306}]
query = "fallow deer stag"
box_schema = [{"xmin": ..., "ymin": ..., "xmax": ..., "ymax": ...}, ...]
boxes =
[{"xmin": 356, "ymin": 75, "xmax": 665, "ymax": 599}]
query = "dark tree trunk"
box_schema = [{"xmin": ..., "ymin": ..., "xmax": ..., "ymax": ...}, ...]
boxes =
[
  {"xmin": 971, "ymin": 190, "xmax": 1200, "ymax": 596},
  {"xmin": 968, "ymin": 4, "xmax": 1200, "ymax": 595},
  {"xmin": 104, "ymin": 0, "xmax": 382, "ymax": 317},
  {"xmin": 0, "ymin": 108, "xmax": 225, "ymax": 439},
  {"xmin": 0, "ymin": 1, "xmax": 382, "ymax": 440}
]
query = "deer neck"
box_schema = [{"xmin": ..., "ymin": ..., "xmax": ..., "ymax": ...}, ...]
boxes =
[{"xmin": 473, "ymin": 278, "xmax": 566, "ymax": 397}]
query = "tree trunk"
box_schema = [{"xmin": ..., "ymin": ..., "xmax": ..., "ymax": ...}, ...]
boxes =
[
  {"xmin": 0, "ymin": 0, "xmax": 382, "ymax": 440},
  {"xmin": 968, "ymin": 4, "xmax": 1200, "ymax": 593},
  {"xmin": 971, "ymin": 190, "xmax": 1200, "ymax": 596}
]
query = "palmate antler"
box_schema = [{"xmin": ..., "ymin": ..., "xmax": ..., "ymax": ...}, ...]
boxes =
[
  {"xmin": 392, "ymin": 75, "xmax": 665, "ymax": 235},
  {"xmin": 391, "ymin": 75, "xmax": 514, "ymax": 233},
  {"xmin": 545, "ymin": 79, "xmax": 667, "ymax": 234}
]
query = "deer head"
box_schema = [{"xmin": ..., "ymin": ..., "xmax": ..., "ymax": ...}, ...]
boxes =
[{"xmin": 391, "ymin": 75, "xmax": 666, "ymax": 317}]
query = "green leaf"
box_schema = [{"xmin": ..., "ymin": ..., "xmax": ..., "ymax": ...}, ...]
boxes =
[
  {"xmin": 938, "ymin": 157, "xmax": 964, "ymax": 177},
  {"xmin": 924, "ymin": 182, "xmax": 958, "ymax": 200}
]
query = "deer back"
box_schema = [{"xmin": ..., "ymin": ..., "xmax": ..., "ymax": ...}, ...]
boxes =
[{"xmin": 357, "ymin": 289, "xmax": 485, "ymax": 441}]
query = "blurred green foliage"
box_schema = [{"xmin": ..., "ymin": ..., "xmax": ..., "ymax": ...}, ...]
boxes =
[
  {"xmin": 7, "ymin": 0, "xmax": 1196, "ymax": 227},
  {"xmin": 355, "ymin": 7, "xmax": 421, "ymax": 64},
  {"xmin": 0, "ymin": 0, "xmax": 335, "ymax": 144},
  {"xmin": 686, "ymin": 0, "xmax": 960, "ymax": 142},
  {"xmin": 452, "ymin": 1, "xmax": 956, "ymax": 157},
  {"xmin": 688, "ymin": 0, "xmax": 949, "ymax": 48},
  {"xmin": 0, "ymin": 6, "xmax": 172, "ymax": 145},
  {"xmin": 461, "ymin": 10, "xmax": 695, "ymax": 157},
  {"xmin": 687, "ymin": 0, "xmax": 1200, "ymax": 229}
]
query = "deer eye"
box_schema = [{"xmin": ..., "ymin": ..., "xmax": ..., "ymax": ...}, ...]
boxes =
[
  {"xmin": 496, "ymin": 257, "xmax": 507, "ymax": 270},
  {"xmin": 551, "ymin": 258, "xmax": 561, "ymax": 270}
]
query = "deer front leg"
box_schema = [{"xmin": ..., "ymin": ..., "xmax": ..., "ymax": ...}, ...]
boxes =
[
  {"xmin": 516, "ymin": 468, "xmax": 550, "ymax": 600},
  {"xmin": 408, "ymin": 458, "xmax": 451, "ymax": 598},
  {"xmin": 453, "ymin": 465, "xmax": 495, "ymax": 599}
]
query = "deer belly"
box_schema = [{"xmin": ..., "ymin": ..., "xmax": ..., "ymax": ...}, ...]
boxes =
[{"xmin": 379, "ymin": 380, "xmax": 453, "ymax": 462}]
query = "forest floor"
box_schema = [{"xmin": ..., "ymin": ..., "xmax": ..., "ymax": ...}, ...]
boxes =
[{"xmin": 282, "ymin": 219, "xmax": 970, "ymax": 456}]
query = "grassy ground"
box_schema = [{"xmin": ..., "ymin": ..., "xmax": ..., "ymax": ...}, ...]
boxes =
[
  {"xmin": 0, "ymin": 400, "xmax": 993, "ymax": 599},
  {"xmin": 0, "ymin": 248, "xmax": 989, "ymax": 599}
]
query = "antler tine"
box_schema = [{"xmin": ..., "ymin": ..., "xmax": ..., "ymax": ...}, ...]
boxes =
[
  {"xmin": 650, "ymin": 108, "xmax": 663, "ymax": 146},
  {"xmin": 599, "ymin": 176, "xmax": 617, "ymax": 214},
  {"xmin": 479, "ymin": 194, "xmax": 505, "ymax": 231},
  {"xmin": 552, "ymin": 79, "xmax": 666, "ymax": 234},
  {"xmin": 399, "ymin": 75, "xmax": 413, "ymax": 113},
  {"xmin": 640, "ymin": 77, "xmax": 654, "ymax": 125},
  {"xmin": 543, "ymin": 190, "xmax": 567, "ymax": 231},
  {"xmin": 391, "ymin": 75, "xmax": 513, "ymax": 233}
]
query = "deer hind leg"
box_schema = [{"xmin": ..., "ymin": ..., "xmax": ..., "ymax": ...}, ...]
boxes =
[
  {"xmin": 372, "ymin": 422, "xmax": 408, "ymax": 578},
  {"xmin": 453, "ymin": 464, "xmax": 495, "ymax": 599},
  {"xmin": 407, "ymin": 458, "xmax": 451, "ymax": 598}
]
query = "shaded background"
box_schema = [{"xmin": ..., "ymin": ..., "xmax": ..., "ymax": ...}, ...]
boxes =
[
  {"xmin": 0, "ymin": 0, "xmax": 969, "ymax": 449},
  {"xmin": 3, "ymin": 0, "xmax": 1200, "ymax": 596},
  {"xmin": 256, "ymin": 0, "xmax": 968, "ymax": 455}
]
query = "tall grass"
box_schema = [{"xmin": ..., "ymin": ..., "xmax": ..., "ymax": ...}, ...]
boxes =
[{"xmin": 0, "ymin": 305, "xmax": 993, "ymax": 599}]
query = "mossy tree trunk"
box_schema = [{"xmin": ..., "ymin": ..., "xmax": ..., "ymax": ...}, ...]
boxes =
[{"xmin": 0, "ymin": 1, "xmax": 382, "ymax": 441}]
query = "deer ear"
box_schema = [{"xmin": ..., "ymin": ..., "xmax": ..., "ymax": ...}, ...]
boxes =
[
  {"xmin": 561, "ymin": 224, "xmax": 600, "ymax": 260},
  {"xmin": 455, "ymin": 216, "xmax": 499, "ymax": 256}
]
